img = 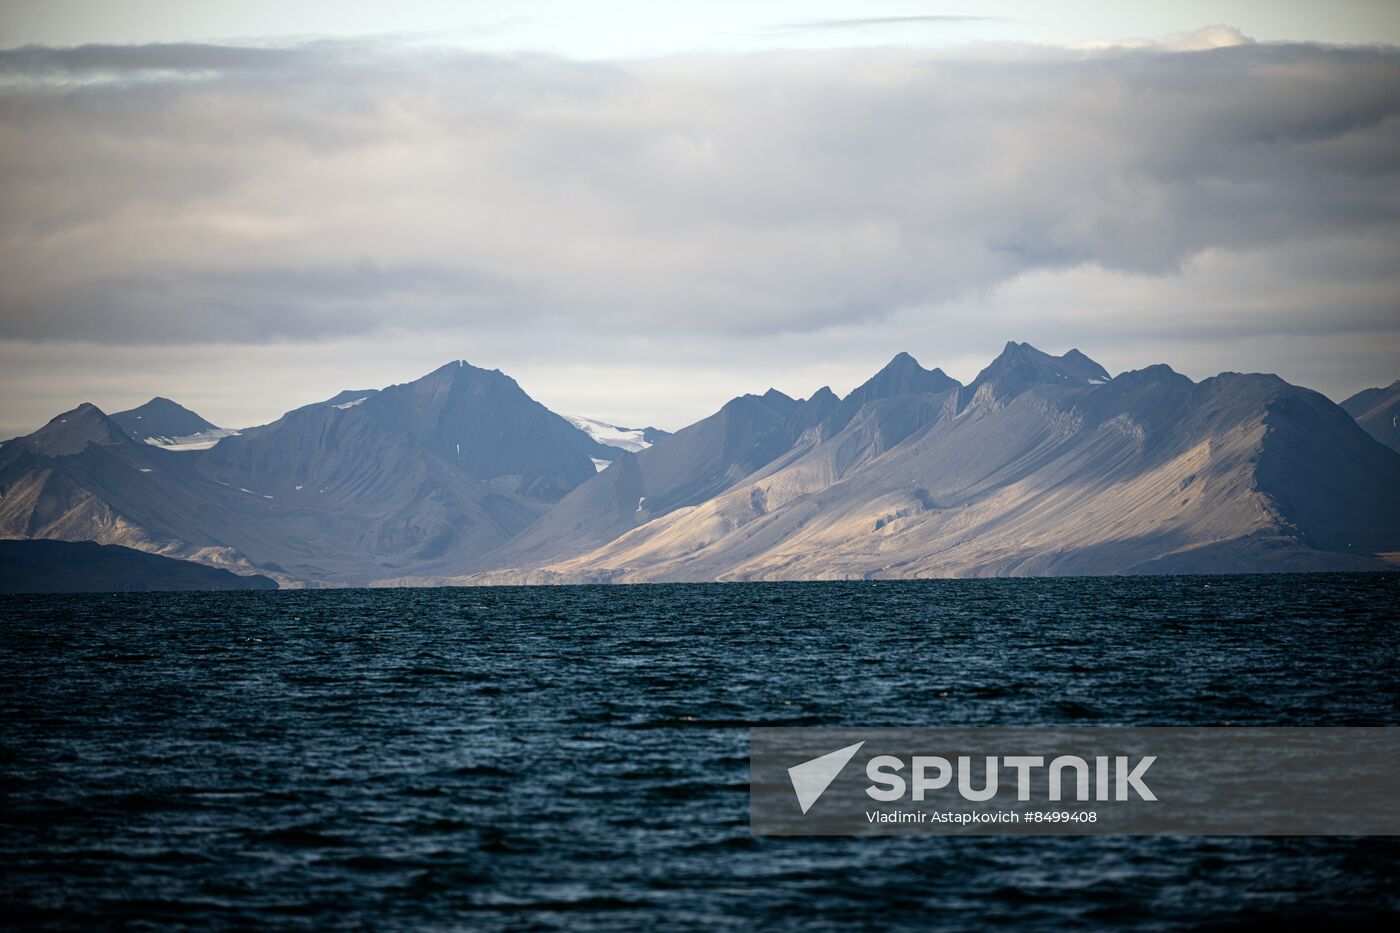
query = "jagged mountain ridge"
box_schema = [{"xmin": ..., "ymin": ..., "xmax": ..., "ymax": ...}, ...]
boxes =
[
  {"xmin": 4, "ymin": 346, "xmax": 1398, "ymax": 587},
  {"xmin": 488, "ymin": 351, "xmax": 961, "ymax": 571},
  {"xmin": 450, "ymin": 345, "xmax": 1400, "ymax": 584},
  {"xmin": 0, "ymin": 361, "xmax": 621, "ymax": 585}
]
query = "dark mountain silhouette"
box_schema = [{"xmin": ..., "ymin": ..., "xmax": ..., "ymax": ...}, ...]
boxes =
[
  {"xmin": 1342, "ymin": 380, "xmax": 1400, "ymax": 452},
  {"xmin": 0, "ymin": 539, "xmax": 276, "ymax": 593},
  {"xmin": 355, "ymin": 361, "xmax": 619, "ymax": 499},
  {"xmin": 110, "ymin": 397, "xmax": 219, "ymax": 442}
]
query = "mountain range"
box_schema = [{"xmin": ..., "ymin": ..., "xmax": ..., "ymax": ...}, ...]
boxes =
[{"xmin": 3, "ymin": 344, "xmax": 1397, "ymax": 587}]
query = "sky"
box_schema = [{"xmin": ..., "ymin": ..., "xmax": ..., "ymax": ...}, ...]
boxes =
[{"xmin": 1, "ymin": 2, "xmax": 1398, "ymax": 436}]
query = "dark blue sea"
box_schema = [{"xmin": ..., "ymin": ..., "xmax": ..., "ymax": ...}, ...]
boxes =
[{"xmin": 3, "ymin": 574, "xmax": 1399, "ymax": 930}]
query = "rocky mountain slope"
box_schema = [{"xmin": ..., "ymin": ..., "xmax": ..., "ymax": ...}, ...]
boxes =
[
  {"xmin": 1342, "ymin": 380, "xmax": 1400, "ymax": 452},
  {"xmin": 5, "ymin": 347, "xmax": 1398, "ymax": 588},
  {"xmin": 0, "ymin": 361, "xmax": 616, "ymax": 586},
  {"xmin": 453, "ymin": 345, "xmax": 1400, "ymax": 584}
]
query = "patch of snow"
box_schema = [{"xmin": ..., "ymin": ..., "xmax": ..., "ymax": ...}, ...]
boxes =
[
  {"xmin": 636, "ymin": 496, "xmax": 647, "ymax": 512},
  {"xmin": 334, "ymin": 396, "xmax": 368, "ymax": 410},
  {"xmin": 1088, "ymin": 378, "xmax": 1106, "ymax": 385},
  {"xmin": 138, "ymin": 467, "xmax": 153, "ymax": 473},
  {"xmin": 295, "ymin": 484, "xmax": 304, "ymax": 491},
  {"xmin": 565, "ymin": 414, "xmax": 653, "ymax": 453},
  {"xmin": 239, "ymin": 488, "xmax": 254, "ymax": 495},
  {"xmin": 143, "ymin": 428, "xmax": 241, "ymax": 451},
  {"xmin": 590, "ymin": 457, "xmax": 611, "ymax": 472},
  {"xmin": 263, "ymin": 495, "xmax": 274, "ymax": 500}
]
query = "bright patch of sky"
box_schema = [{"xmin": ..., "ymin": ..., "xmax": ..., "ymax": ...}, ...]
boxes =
[{"xmin": 2, "ymin": 0, "xmax": 1398, "ymax": 54}]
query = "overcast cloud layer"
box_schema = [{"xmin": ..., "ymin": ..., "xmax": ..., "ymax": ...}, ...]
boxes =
[{"xmin": 1, "ymin": 35, "xmax": 1398, "ymax": 435}]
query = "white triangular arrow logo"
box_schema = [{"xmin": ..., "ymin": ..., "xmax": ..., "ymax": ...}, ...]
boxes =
[{"xmin": 788, "ymin": 741, "xmax": 865, "ymax": 814}]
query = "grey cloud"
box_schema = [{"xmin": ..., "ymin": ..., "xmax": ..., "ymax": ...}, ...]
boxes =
[
  {"xmin": 0, "ymin": 42, "xmax": 315, "ymax": 77},
  {"xmin": 0, "ymin": 39, "xmax": 1397, "ymax": 353},
  {"xmin": 0, "ymin": 40, "xmax": 413, "ymax": 78},
  {"xmin": 40, "ymin": 263, "xmax": 511, "ymax": 343},
  {"xmin": 766, "ymin": 16, "xmax": 1003, "ymax": 33}
]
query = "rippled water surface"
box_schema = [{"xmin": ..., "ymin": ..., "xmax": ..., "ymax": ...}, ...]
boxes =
[{"xmin": 3, "ymin": 574, "xmax": 1399, "ymax": 929}]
